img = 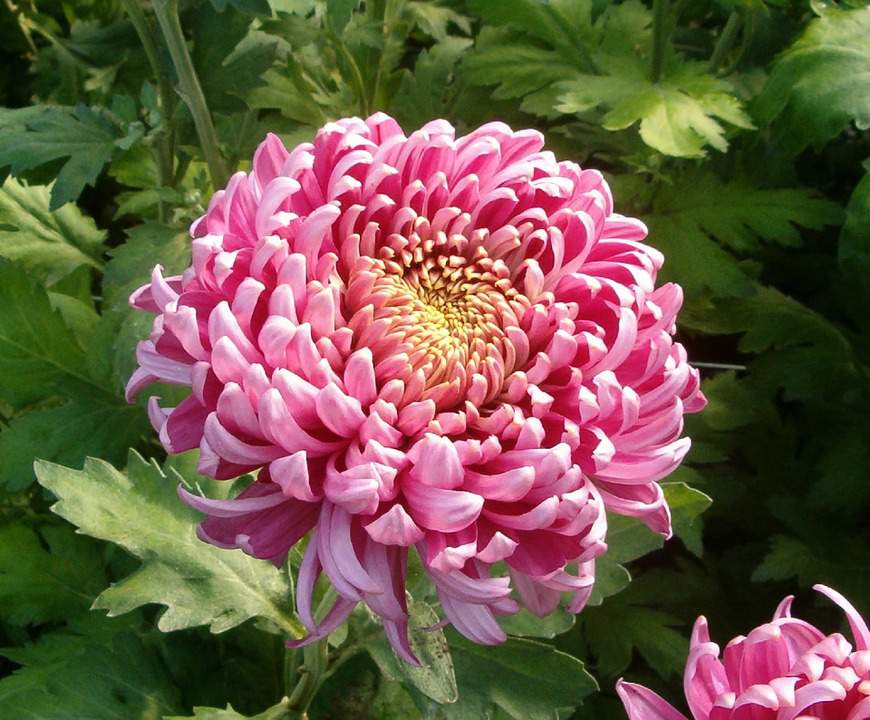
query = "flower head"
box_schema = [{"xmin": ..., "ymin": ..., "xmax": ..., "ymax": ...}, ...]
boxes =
[
  {"xmin": 617, "ymin": 585, "xmax": 870, "ymax": 720},
  {"xmin": 128, "ymin": 114, "xmax": 704, "ymax": 662}
]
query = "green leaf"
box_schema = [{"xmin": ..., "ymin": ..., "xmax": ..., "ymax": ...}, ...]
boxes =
[
  {"xmin": 586, "ymin": 556, "xmax": 632, "ymax": 606},
  {"xmin": 0, "ymin": 259, "xmax": 97, "ymax": 410},
  {"xmin": 664, "ymin": 482, "xmax": 713, "ymax": 558},
  {"xmin": 584, "ymin": 605, "xmax": 687, "ymax": 680},
  {"xmin": 0, "ymin": 105, "xmax": 142, "ymax": 209},
  {"xmin": 390, "ymin": 37, "xmax": 472, "ymax": 129},
  {"xmin": 559, "ymin": 65, "xmax": 753, "ymax": 158},
  {"xmin": 604, "ymin": 483, "xmax": 711, "ymax": 566},
  {"xmin": 0, "ymin": 523, "xmax": 106, "ymax": 626},
  {"xmin": 0, "ymin": 177, "xmax": 105, "ymax": 283},
  {"xmin": 755, "ymin": 6, "xmax": 870, "ymax": 152},
  {"xmin": 406, "ymin": 2, "xmax": 471, "ymax": 41},
  {"xmin": 0, "ymin": 396, "xmax": 148, "ymax": 492},
  {"xmin": 102, "ymin": 223, "xmax": 190, "ymax": 313},
  {"xmin": 689, "ymin": 286, "xmax": 852, "ymax": 365},
  {"xmin": 194, "ymin": 7, "xmax": 279, "ymax": 115},
  {"xmin": 443, "ymin": 632, "xmax": 598, "ymax": 720},
  {"xmin": 840, "ymin": 169, "xmax": 870, "ymax": 268},
  {"xmin": 0, "ymin": 618, "xmax": 180, "ymax": 719},
  {"xmin": 0, "ymin": 260, "xmax": 149, "ymax": 490},
  {"xmin": 326, "ymin": 0, "xmax": 359, "ymax": 35},
  {"xmin": 629, "ymin": 171, "xmax": 841, "ymax": 297},
  {"xmin": 34, "ymin": 452, "xmax": 302, "ymax": 636},
  {"xmin": 752, "ymin": 535, "xmax": 824, "ymax": 585},
  {"xmin": 463, "ymin": 27, "xmax": 580, "ymax": 113},
  {"xmin": 368, "ymin": 599, "xmax": 458, "ymax": 704},
  {"xmin": 808, "ymin": 422, "xmax": 870, "ymax": 515},
  {"xmin": 165, "ymin": 700, "xmax": 292, "ymax": 720},
  {"xmin": 209, "ymin": 0, "xmax": 272, "ymax": 15},
  {"xmin": 649, "ymin": 171, "xmax": 843, "ymax": 254},
  {"xmin": 500, "ymin": 608, "xmax": 575, "ymax": 639}
]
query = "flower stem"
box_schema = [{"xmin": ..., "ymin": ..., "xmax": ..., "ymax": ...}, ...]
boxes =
[
  {"xmin": 119, "ymin": 0, "xmax": 176, "ymax": 221},
  {"xmin": 330, "ymin": 30, "xmax": 369, "ymax": 117},
  {"xmin": 650, "ymin": 0, "xmax": 670, "ymax": 83},
  {"xmin": 151, "ymin": 0, "xmax": 228, "ymax": 190},
  {"xmin": 708, "ymin": 11, "xmax": 741, "ymax": 75}
]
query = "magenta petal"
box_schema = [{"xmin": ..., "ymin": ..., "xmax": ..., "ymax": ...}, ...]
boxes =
[
  {"xmin": 403, "ymin": 482, "xmax": 483, "ymax": 533},
  {"xmin": 616, "ymin": 680, "xmax": 690, "ymax": 720}
]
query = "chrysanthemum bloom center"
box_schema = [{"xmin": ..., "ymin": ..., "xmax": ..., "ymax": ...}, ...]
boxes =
[{"xmin": 346, "ymin": 228, "xmax": 530, "ymax": 407}]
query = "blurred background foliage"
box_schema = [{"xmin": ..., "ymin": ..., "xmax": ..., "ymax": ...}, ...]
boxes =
[{"xmin": 0, "ymin": 0, "xmax": 869, "ymax": 718}]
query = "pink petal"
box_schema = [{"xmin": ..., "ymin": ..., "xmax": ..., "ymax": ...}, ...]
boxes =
[{"xmin": 616, "ymin": 680, "xmax": 690, "ymax": 720}]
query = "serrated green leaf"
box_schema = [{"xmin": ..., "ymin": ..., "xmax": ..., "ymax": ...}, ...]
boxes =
[
  {"xmin": 165, "ymin": 699, "xmax": 292, "ymax": 720},
  {"xmin": 755, "ymin": 5, "xmax": 870, "ymax": 152},
  {"xmin": 840, "ymin": 169, "xmax": 870, "ymax": 268},
  {"xmin": 557, "ymin": 62, "xmax": 752, "ymax": 158},
  {"xmin": 500, "ymin": 607, "xmax": 575, "ymax": 639},
  {"xmin": 34, "ymin": 452, "xmax": 302, "ymax": 636},
  {"xmin": 0, "ymin": 260, "xmax": 99, "ymax": 410},
  {"xmin": 390, "ymin": 37, "xmax": 472, "ymax": 129},
  {"xmin": 625, "ymin": 171, "xmax": 840, "ymax": 297},
  {"xmin": 326, "ymin": 0, "xmax": 359, "ymax": 35},
  {"xmin": 0, "ymin": 523, "xmax": 106, "ymax": 626},
  {"xmin": 582, "ymin": 601, "xmax": 687, "ymax": 679},
  {"xmin": 368, "ymin": 599, "xmax": 457, "ymax": 704},
  {"xmin": 586, "ymin": 556, "xmax": 632, "ymax": 607},
  {"xmin": 0, "ymin": 618, "xmax": 180, "ymax": 719},
  {"xmin": 0, "ymin": 259, "xmax": 148, "ymax": 490},
  {"xmin": 407, "ymin": 1, "xmax": 471, "ymax": 41},
  {"xmin": 650, "ymin": 170, "xmax": 843, "ymax": 253},
  {"xmin": 808, "ymin": 422, "xmax": 870, "ymax": 515},
  {"xmin": 0, "ymin": 177, "xmax": 105, "ymax": 283},
  {"xmin": 603, "ymin": 482, "xmax": 712, "ymax": 566},
  {"xmin": 443, "ymin": 632, "xmax": 597, "ymax": 720},
  {"xmin": 0, "ymin": 396, "xmax": 148, "ymax": 492},
  {"xmin": 0, "ymin": 105, "xmax": 140, "ymax": 209},
  {"xmin": 209, "ymin": 0, "xmax": 272, "ymax": 15},
  {"xmin": 664, "ymin": 482, "xmax": 713, "ymax": 558},
  {"xmin": 102, "ymin": 223, "xmax": 190, "ymax": 312},
  {"xmin": 752, "ymin": 535, "xmax": 822, "ymax": 584},
  {"xmin": 463, "ymin": 27, "xmax": 580, "ymax": 108},
  {"xmin": 468, "ymin": 0, "xmax": 596, "ymax": 48},
  {"xmin": 194, "ymin": 5, "xmax": 279, "ymax": 115}
]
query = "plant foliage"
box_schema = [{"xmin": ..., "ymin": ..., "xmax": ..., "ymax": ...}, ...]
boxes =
[{"xmin": 0, "ymin": 0, "xmax": 868, "ymax": 717}]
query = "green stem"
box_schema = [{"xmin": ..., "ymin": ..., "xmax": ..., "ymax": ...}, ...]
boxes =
[
  {"xmin": 650, "ymin": 0, "xmax": 670, "ymax": 83},
  {"xmin": 3, "ymin": 0, "xmax": 38, "ymax": 54},
  {"xmin": 370, "ymin": 0, "xmax": 400, "ymax": 111},
  {"xmin": 284, "ymin": 588, "xmax": 337, "ymax": 713},
  {"xmin": 719, "ymin": 10, "xmax": 755, "ymax": 76},
  {"xmin": 120, "ymin": 0, "xmax": 176, "ymax": 222},
  {"xmin": 708, "ymin": 11, "xmax": 741, "ymax": 75},
  {"xmin": 152, "ymin": 0, "xmax": 228, "ymax": 190},
  {"xmin": 329, "ymin": 30, "xmax": 369, "ymax": 116}
]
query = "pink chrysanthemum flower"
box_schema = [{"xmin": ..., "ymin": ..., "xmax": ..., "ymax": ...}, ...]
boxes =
[
  {"xmin": 617, "ymin": 585, "xmax": 870, "ymax": 720},
  {"xmin": 127, "ymin": 114, "xmax": 704, "ymax": 662}
]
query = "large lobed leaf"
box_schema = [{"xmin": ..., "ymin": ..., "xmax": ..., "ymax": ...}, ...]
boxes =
[
  {"xmin": 0, "ymin": 259, "xmax": 149, "ymax": 490},
  {"xmin": 0, "ymin": 104, "xmax": 142, "ymax": 209},
  {"xmin": 442, "ymin": 631, "xmax": 598, "ymax": 720},
  {"xmin": 625, "ymin": 171, "xmax": 843, "ymax": 297},
  {"xmin": 34, "ymin": 452, "xmax": 302, "ymax": 636},
  {"xmin": 0, "ymin": 259, "xmax": 101, "ymax": 411},
  {"xmin": 0, "ymin": 523, "xmax": 107, "ymax": 626},
  {"xmin": 465, "ymin": 0, "xmax": 751, "ymax": 156},
  {"xmin": 0, "ymin": 177, "xmax": 105, "ymax": 283},
  {"xmin": 0, "ymin": 616, "xmax": 180, "ymax": 719},
  {"xmin": 756, "ymin": 5, "xmax": 870, "ymax": 152},
  {"xmin": 165, "ymin": 701, "xmax": 292, "ymax": 720}
]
